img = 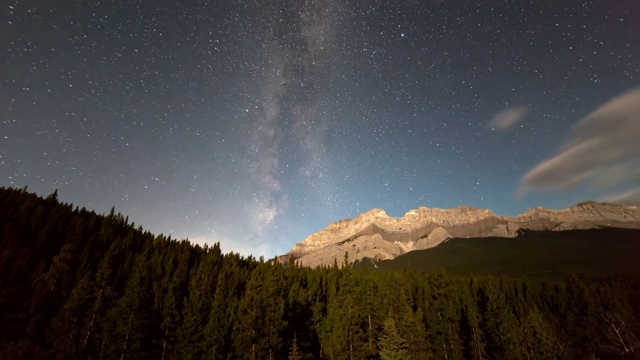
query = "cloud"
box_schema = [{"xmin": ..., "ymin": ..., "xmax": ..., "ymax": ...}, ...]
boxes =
[
  {"xmin": 590, "ymin": 164, "xmax": 640, "ymax": 191},
  {"xmin": 518, "ymin": 88, "xmax": 640, "ymax": 203},
  {"xmin": 601, "ymin": 188, "xmax": 640, "ymax": 206},
  {"xmin": 488, "ymin": 105, "xmax": 528, "ymax": 130}
]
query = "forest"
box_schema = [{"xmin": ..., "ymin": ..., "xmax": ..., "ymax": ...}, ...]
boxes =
[{"xmin": 1, "ymin": 186, "xmax": 639, "ymax": 359}]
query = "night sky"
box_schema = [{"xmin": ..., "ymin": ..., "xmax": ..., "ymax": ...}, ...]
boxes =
[{"xmin": 2, "ymin": 0, "xmax": 639, "ymax": 257}]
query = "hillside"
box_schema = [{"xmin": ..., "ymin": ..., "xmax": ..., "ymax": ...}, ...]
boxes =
[
  {"xmin": 355, "ymin": 228, "xmax": 640, "ymax": 276},
  {"xmin": 285, "ymin": 202, "xmax": 640, "ymax": 268}
]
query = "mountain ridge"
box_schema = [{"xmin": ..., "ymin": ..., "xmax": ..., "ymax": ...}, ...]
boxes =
[{"xmin": 284, "ymin": 201, "xmax": 640, "ymax": 267}]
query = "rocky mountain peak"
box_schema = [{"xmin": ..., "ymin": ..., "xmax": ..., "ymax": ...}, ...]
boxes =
[{"xmin": 285, "ymin": 202, "xmax": 640, "ymax": 268}]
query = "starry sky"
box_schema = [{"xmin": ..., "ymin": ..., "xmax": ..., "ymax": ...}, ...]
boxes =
[{"xmin": 2, "ymin": 0, "xmax": 640, "ymax": 257}]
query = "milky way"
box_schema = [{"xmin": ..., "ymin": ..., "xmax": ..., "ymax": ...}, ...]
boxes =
[{"xmin": 2, "ymin": 0, "xmax": 639, "ymax": 257}]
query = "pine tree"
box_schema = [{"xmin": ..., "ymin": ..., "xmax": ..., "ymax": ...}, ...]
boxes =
[
  {"xmin": 47, "ymin": 273, "xmax": 93, "ymax": 359},
  {"xmin": 323, "ymin": 271, "xmax": 371, "ymax": 359},
  {"xmin": 460, "ymin": 277, "xmax": 488, "ymax": 360},
  {"xmin": 289, "ymin": 334, "xmax": 301, "ymax": 360},
  {"xmin": 204, "ymin": 265, "xmax": 237, "ymax": 359},
  {"xmin": 80, "ymin": 236, "xmax": 123, "ymax": 358},
  {"xmin": 521, "ymin": 306, "xmax": 563, "ymax": 359},
  {"xmin": 177, "ymin": 244, "xmax": 223, "ymax": 359},
  {"xmin": 480, "ymin": 277, "xmax": 522, "ymax": 359},
  {"xmin": 379, "ymin": 315, "xmax": 408, "ymax": 360},
  {"xmin": 234, "ymin": 262, "xmax": 287, "ymax": 359},
  {"xmin": 423, "ymin": 269, "xmax": 464, "ymax": 359},
  {"xmin": 400, "ymin": 307, "xmax": 429, "ymax": 359},
  {"xmin": 41, "ymin": 243, "xmax": 76, "ymax": 293},
  {"xmin": 102, "ymin": 250, "xmax": 155, "ymax": 359},
  {"xmin": 159, "ymin": 241, "xmax": 192, "ymax": 360}
]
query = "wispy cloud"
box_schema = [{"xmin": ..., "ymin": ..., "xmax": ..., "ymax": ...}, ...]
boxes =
[
  {"xmin": 601, "ymin": 188, "xmax": 640, "ymax": 206},
  {"xmin": 519, "ymin": 88, "xmax": 640, "ymax": 204},
  {"xmin": 488, "ymin": 105, "xmax": 528, "ymax": 130}
]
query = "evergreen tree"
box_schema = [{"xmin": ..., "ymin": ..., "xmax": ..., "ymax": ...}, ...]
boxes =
[
  {"xmin": 159, "ymin": 241, "xmax": 192, "ymax": 360},
  {"xmin": 46, "ymin": 273, "xmax": 93, "ymax": 359},
  {"xmin": 204, "ymin": 255, "xmax": 250, "ymax": 359},
  {"xmin": 177, "ymin": 244, "xmax": 223, "ymax": 359},
  {"xmin": 80, "ymin": 236, "xmax": 125, "ymax": 358},
  {"xmin": 323, "ymin": 272, "xmax": 370, "ymax": 359},
  {"xmin": 460, "ymin": 277, "xmax": 488, "ymax": 360},
  {"xmin": 400, "ymin": 307, "xmax": 429, "ymax": 359},
  {"xmin": 521, "ymin": 306, "xmax": 563, "ymax": 359},
  {"xmin": 289, "ymin": 334, "xmax": 301, "ymax": 360},
  {"xmin": 102, "ymin": 249, "xmax": 155, "ymax": 359},
  {"xmin": 234, "ymin": 261, "xmax": 287, "ymax": 359},
  {"xmin": 423, "ymin": 270, "xmax": 464, "ymax": 359},
  {"xmin": 563, "ymin": 275, "xmax": 600, "ymax": 356},
  {"xmin": 480, "ymin": 277, "xmax": 522, "ymax": 359},
  {"xmin": 379, "ymin": 315, "xmax": 408, "ymax": 360}
]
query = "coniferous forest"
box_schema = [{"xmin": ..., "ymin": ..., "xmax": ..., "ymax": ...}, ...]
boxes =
[{"xmin": 1, "ymin": 186, "xmax": 640, "ymax": 359}]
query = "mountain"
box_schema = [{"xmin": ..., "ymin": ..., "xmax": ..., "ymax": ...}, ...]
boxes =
[{"xmin": 284, "ymin": 201, "xmax": 640, "ymax": 268}]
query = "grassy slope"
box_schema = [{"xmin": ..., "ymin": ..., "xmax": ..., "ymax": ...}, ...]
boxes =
[{"xmin": 357, "ymin": 228, "xmax": 640, "ymax": 277}]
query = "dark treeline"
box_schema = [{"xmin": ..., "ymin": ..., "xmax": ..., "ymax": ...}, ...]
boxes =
[{"xmin": 1, "ymin": 187, "xmax": 640, "ymax": 359}]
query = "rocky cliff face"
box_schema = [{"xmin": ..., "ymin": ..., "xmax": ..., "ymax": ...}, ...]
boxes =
[
  {"xmin": 291, "ymin": 206, "xmax": 496, "ymax": 255},
  {"xmin": 284, "ymin": 202, "xmax": 640, "ymax": 268}
]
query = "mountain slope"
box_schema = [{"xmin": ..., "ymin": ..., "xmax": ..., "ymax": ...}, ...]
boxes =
[
  {"xmin": 355, "ymin": 228, "xmax": 640, "ymax": 276},
  {"xmin": 285, "ymin": 202, "xmax": 640, "ymax": 267}
]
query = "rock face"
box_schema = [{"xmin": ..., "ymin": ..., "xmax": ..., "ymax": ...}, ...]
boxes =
[{"xmin": 284, "ymin": 201, "xmax": 640, "ymax": 268}]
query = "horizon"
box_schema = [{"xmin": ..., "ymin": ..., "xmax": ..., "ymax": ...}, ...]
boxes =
[{"xmin": 6, "ymin": 185, "xmax": 635, "ymax": 258}]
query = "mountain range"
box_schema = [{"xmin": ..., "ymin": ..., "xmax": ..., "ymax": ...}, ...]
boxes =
[{"xmin": 283, "ymin": 201, "xmax": 640, "ymax": 268}]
